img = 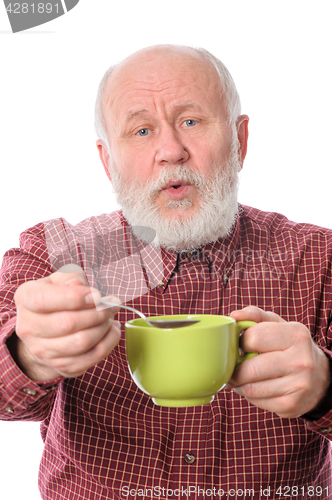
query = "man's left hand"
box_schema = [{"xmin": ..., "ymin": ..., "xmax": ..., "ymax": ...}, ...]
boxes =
[{"xmin": 228, "ymin": 306, "xmax": 331, "ymax": 418}]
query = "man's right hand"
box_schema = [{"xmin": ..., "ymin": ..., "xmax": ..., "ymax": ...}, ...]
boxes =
[{"xmin": 12, "ymin": 270, "xmax": 121, "ymax": 382}]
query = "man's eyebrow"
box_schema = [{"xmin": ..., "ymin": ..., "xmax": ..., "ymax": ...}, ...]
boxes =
[
  {"xmin": 173, "ymin": 102, "xmax": 203, "ymax": 113},
  {"xmin": 126, "ymin": 109, "xmax": 149, "ymax": 121},
  {"xmin": 125, "ymin": 103, "xmax": 203, "ymax": 122}
]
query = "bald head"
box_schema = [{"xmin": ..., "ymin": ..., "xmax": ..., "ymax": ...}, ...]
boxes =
[
  {"xmin": 95, "ymin": 44, "xmax": 241, "ymax": 148},
  {"xmin": 113, "ymin": 44, "xmax": 209, "ymax": 75}
]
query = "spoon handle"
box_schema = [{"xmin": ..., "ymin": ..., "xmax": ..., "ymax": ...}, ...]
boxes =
[{"xmin": 100, "ymin": 300, "xmax": 152, "ymax": 326}]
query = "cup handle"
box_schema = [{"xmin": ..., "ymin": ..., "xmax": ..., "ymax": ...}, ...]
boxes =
[{"xmin": 235, "ymin": 321, "xmax": 258, "ymax": 367}]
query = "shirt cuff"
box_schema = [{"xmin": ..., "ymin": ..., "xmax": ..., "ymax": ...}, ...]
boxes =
[
  {"xmin": 301, "ymin": 347, "xmax": 332, "ymax": 438},
  {"xmin": 0, "ymin": 317, "xmax": 63, "ymax": 419}
]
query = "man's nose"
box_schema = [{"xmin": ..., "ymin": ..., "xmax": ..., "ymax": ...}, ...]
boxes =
[{"xmin": 155, "ymin": 126, "xmax": 189, "ymax": 165}]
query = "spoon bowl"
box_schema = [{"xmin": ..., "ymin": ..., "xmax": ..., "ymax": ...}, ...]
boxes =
[{"xmin": 100, "ymin": 300, "xmax": 200, "ymax": 328}]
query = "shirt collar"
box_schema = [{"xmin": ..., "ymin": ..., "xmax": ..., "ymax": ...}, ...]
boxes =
[{"xmin": 117, "ymin": 211, "xmax": 174, "ymax": 292}]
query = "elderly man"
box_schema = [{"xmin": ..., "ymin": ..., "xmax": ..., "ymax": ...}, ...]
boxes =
[{"xmin": 1, "ymin": 45, "xmax": 332, "ymax": 499}]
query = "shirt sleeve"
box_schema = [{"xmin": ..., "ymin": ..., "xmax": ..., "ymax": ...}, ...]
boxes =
[
  {"xmin": 0, "ymin": 318, "xmax": 60, "ymax": 421},
  {"xmin": 0, "ymin": 227, "xmax": 61, "ymax": 421}
]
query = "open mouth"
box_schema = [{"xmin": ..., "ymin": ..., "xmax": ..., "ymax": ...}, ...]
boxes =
[
  {"xmin": 162, "ymin": 180, "xmax": 190, "ymax": 190},
  {"xmin": 161, "ymin": 180, "xmax": 192, "ymax": 199}
]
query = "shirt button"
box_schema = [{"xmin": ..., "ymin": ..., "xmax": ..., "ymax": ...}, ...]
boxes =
[
  {"xmin": 45, "ymin": 384, "xmax": 58, "ymax": 391},
  {"xmin": 184, "ymin": 453, "xmax": 196, "ymax": 464},
  {"xmin": 320, "ymin": 427, "xmax": 332, "ymax": 434},
  {"xmin": 187, "ymin": 250, "xmax": 198, "ymax": 259},
  {"xmin": 5, "ymin": 406, "xmax": 14, "ymax": 414},
  {"xmin": 23, "ymin": 388, "xmax": 37, "ymax": 396},
  {"xmin": 158, "ymin": 281, "xmax": 165, "ymax": 287}
]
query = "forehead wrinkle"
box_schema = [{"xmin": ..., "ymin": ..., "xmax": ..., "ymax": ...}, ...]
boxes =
[
  {"xmin": 106, "ymin": 69, "xmax": 207, "ymax": 105},
  {"xmin": 104, "ymin": 81, "xmax": 170, "ymax": 121},
  {"xmin": 104, "ymin": 64, "xmax": 224, "ymax": 130},
  {"xmin": 173, "ymin": 102, "xmax": 203, "ymax": 112}
]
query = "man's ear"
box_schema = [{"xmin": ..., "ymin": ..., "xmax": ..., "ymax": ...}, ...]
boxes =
[
  {"xmin": 236, "ymin": 115, "xmax": 249, "ymax": 170},
  {"xmin": 96, "ymin": 140, "xmax": 112, "ymax": 182}
]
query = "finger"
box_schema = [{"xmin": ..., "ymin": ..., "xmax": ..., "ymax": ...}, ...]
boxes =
[
  {"xmin": 55, "ymin": 265, "xmax": 89, "ymax": 287},
  {"xmin": 57, "ymin": 263, "xmax": 86, "ymax": 277},
  {"xmin": 232, "ymin": 391, "xmax": 298, "ymax": 418},
  {"xmin": 232, "ymin": 376, "xmax": 292, "ymax": 400},
  {"xmin": 229, "ymin": 350, "xmax": 294, "ymax": 387},
  {"xmin": 231, "ymin": 376, "xmax": 309, "ymax": 419},
  {"xmin": 49, "ymin": 320, "xmax": 122, "ymax": 378},
  {"xmin": 230, "ymin": 305, "xmax": 286, "ymax": 324},
  {"xmin": 50, "ymin": 269, "xmax": 88, "ymax": 287},
  {"xmin": 34, "ymin": 318, "xmax": 120, "ymax": 358},
  {"xmin": 22, "ymin": 305, "xmax": 115, "ymax": 339},
  {"xmin": 239, "ymin": 321, "xmax": 306, "ymax": 354},
  {"xmin": 96, "ymin": 295, "xmax": 122, "ymax": 314},
  {"xmin": 15, "ymin": 279, "xmax": 101, "ymax": 313}
]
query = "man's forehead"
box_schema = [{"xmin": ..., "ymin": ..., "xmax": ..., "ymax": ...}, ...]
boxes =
[
  {"xmin": 104, "ymin": 47, "xmax": 219, "ymax": 99},
  {"xmin": 102, "ymin": 47, "xmax": 221, "ymax": 115}
]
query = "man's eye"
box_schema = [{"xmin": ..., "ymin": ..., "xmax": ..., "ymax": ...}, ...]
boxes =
[
  {"xmin": 184, "ymin": 120, "xmax": 197, "ymax": 127},
  {"xmin": 137, "ymin": 128, "xmax": 149, "ymax": 136}
]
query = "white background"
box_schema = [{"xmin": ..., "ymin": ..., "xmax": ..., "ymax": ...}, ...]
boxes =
[{"xmin": 1, "ymin": 1, "xmax": 332, "ymax": 498}]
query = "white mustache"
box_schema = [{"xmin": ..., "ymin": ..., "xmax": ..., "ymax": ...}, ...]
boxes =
[{"xmin": 149, "ymin": 166, "xmax": 206, "ymax": 194}]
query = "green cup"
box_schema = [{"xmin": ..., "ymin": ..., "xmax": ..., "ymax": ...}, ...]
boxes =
[{"xmin": 125, "ymin": 314, "xmax": 256, "ymax": 407}]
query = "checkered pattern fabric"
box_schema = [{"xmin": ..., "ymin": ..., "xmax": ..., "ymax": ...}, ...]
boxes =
[{"xmin": 1, "ymin": 205, "xmax": 332, "ymax": 499}]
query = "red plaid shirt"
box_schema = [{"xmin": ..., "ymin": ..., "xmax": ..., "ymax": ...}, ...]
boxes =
[{"xmin": 1, "ymin": 205, "xmax": 332, "ymax": 500}]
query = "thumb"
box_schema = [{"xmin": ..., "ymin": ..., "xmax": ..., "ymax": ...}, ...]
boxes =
[
  {"xmin": 54, "ymin": 264, "xmax": 88, "ymax": 287},
  {"xmin": 230, "ymin": 305, "xmax": 286, "ymax": 323}
]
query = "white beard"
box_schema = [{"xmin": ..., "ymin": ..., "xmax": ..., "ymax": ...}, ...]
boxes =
[{"xmin": 109, "ymin": 137, "xmax": 241, "ymax": 252}]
